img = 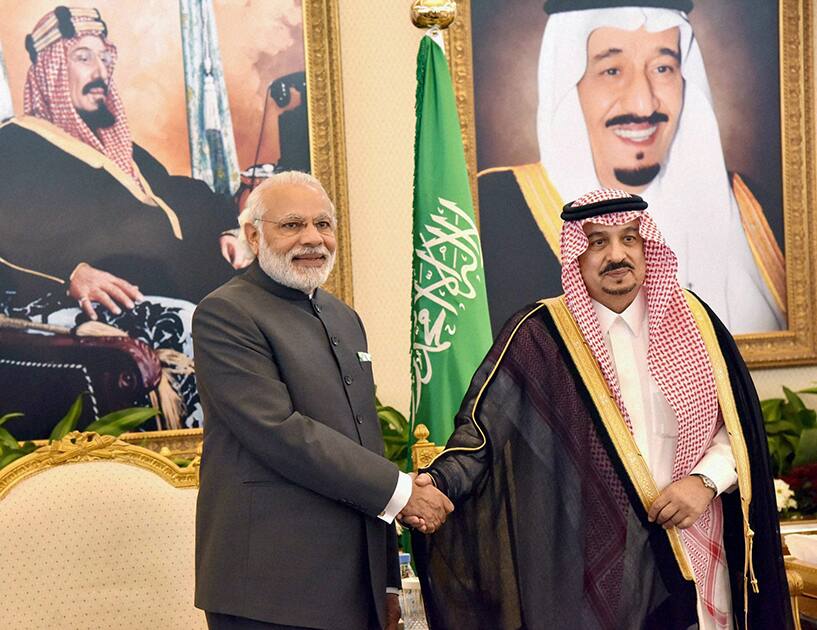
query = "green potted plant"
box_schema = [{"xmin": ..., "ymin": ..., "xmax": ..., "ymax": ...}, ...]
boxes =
[
  {"xmin": 376, "ymin": 397, "xmax": 410, "ymax": 472},
  {"xmin": 0, "ymin": 392, "xmax": 159, "ymax": 471},
  {"xmin": 762, "ymin": 386, "xmax": 817, "ymax": 519}
]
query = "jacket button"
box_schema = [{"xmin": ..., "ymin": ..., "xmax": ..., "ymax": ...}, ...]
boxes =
[
  {"xmin": 344, "ymin": 375, "xmax": 353, "ymax": 385},
  {"xmin": 356, "ymin": 414, "xmax": 363, "ymax": 424},
  {"xmin": 331, "ymin": 336, "xmax": 339, "ymax": 346}
]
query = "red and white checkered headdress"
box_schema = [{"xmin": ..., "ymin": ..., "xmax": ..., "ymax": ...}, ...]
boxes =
[
  {"xmin": 560, "ymin": 188, "xmax": 727, "ymax": 623},
  {"xmin": 23, "ymin": 7, "xmax": 142, "ymax": 190}
]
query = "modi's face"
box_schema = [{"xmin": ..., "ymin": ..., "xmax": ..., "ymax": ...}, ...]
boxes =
[
  {"xmin": 67, "ymin": 35, "xmax": 112, "ymax": 115},
  {"xmin": 577, "ymin": 26, "xmax": 683, "ymax": 193},
  {"xmin": 245, "ymin": 183, "xmax": 337, "ymax": 294},
  {"xmin": 578, "ymin": 219, "xmax": 646, "ymax": 312}
]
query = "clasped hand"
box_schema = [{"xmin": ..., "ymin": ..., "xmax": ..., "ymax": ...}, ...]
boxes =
[
  {"xmin": 648, "ymin": 475, "xmax": 716, "ymax": 530},
  {"xmin": 397, "ymin": 472, "xmax": 454, "ymax": 534}
]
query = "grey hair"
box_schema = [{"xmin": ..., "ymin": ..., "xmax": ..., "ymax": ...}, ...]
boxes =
[{"xmin": 237, "ymin": 171, "xmax": 335, "ymax": 248}]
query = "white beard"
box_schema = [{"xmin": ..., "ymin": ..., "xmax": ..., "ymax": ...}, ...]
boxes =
[{"xmin": 256, "ymin": 232, "xmax": 336, "ymax": 295}]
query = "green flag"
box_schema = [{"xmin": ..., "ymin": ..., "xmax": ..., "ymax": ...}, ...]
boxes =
[{"xmin": 411, "ymin": 32, "xmax": 492, "ymax": 448}]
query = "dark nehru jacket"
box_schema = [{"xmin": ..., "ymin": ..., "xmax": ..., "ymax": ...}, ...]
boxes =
[
  {"xmin": 0, "ymin": 117, "xmax": 236, "ymax": 306},
  {"xmin": 193, "ymin": 262, "xmax": 401, "ymax": 629}
]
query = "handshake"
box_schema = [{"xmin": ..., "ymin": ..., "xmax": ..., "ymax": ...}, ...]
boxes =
[{"xmin": 397, "ymin": 472, "xmax": 454, "ymax": 534}]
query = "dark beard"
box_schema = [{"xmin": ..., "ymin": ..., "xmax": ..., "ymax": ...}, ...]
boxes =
[
  {"xmin": 613, "ymin": 163, "xmax": 661, "ymax": 187},
  {"xmin": 603, "ymin": 283, "xmax": 637, "ymax": 296},
  {"xmin": 78, "ymin": 103, "xmax": 116, "ymax": 131}
]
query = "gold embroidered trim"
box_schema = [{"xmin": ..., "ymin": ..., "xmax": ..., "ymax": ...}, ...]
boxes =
[
  {"xmin": 732, "ymin": 173, "xmax": 786, "ymax": 314},
  {"xmin": 2, "ymin": 117, "xmax": 183, "ymax": 240},
  {"xmin": 424, "ymin": 302, "xmax": 549, "ymax": 466},
  {"xmin": 683, "ymin": 291, "xmax": 758, "ymax": 620},
  {"xmin": 545, "ymin": 295, "xmax": 695, "ymax": 581},
  {"xmin": 478, "ymin": 163, "xmax": 563, "ymax": 258}
]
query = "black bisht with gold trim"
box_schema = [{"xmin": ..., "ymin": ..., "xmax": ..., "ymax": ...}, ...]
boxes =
[{"xmin": 412, "ymin": 294, "xmax": 790, "ymax": 630}]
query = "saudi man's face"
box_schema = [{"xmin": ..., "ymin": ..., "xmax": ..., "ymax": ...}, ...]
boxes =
[
  {"xmin": 578, "ymin": 219, "xmax": 646, "ymax": 313},
  {"xmin": 67, "ymin": 35, "xmax": 111, "ymax": 114},
  {"xmin": 577, "ymin": 26, "xmax": 683, "ymax": 193}
]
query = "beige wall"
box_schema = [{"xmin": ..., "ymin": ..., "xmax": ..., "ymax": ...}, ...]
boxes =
[
  {"xmin": 338, "ymin": 2, "xmax": 817, "ymax": 416},
  {"xmin": 339, "ymin": 3, "xmax": 422, "ymax": 413}
]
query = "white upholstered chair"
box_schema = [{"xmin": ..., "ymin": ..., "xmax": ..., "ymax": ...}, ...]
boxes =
[{"xmin": 0, "ymin": 431, "xmax": 205, "ymax": 629}]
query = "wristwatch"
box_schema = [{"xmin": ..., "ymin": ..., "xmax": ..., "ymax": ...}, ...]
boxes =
[{"xmin": 691, "ymin": 473, "xmax": 718, "ymax": 495}]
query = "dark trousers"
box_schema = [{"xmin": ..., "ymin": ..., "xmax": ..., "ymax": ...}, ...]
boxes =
[
  {"xmin": 205, "ymin": 609, "xmax": 381, "ymax": 630},
  {"xmin": 205, "ymin": 612, "xmax": 314, "ymax": 630}
]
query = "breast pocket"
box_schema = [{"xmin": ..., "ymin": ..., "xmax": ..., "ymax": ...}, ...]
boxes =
[
  {"xmin": 357, "ymin": 351, "xmax": 374, "ymax": 380},
  {"xmin": 356, "ymin": 350, "xmax": 372, "ymax": 368}
]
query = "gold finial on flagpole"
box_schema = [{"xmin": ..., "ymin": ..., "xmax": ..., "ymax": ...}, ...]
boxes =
[{"xmin": 410, "ymin": 0, "xmax": 456, "ymax": 29}]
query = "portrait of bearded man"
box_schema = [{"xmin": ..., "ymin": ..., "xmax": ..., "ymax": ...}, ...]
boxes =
[
  {"xmin": 0, "ymin": 6, "xmax": 245, "ymax": 430},
  {"xmin": 473, "ymin": 0, "xmax": 785, "ymax": 335}
]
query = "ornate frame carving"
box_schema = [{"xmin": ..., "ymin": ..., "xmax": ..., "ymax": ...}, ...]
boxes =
[
  {"xmin": 0, "ymin": 431, "xmax": 199, "ymax": 501},
  {"xmin": 447, "ymin": 0, "xmax": 816, "ymax": 367},
  {"xmin": 304, "ymin": 0, "xmax": 353, "ymax": 304}
]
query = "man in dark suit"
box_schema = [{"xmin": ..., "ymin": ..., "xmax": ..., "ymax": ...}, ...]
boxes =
[{"xmin": 192, "ymin": 171, "xmax": 453, "ymax": 629}]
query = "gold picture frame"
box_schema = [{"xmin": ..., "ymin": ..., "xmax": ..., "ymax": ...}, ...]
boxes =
[
  {"xmin": 304, "ymin": 0, "xmax": 353, "ymax": 305},
  {"xmin": 445, "ymin": 0, "xmax": 816, "ymax": 368},
  {"xmin": 0, "ymin": 1, "xmax": 349, "ymax": 453},
  {"xmin": 128, "ymin": 0, "xmax": 351, "ymax": 454}
]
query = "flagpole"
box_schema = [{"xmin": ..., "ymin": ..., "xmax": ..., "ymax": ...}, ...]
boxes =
[{"xmin": 409, "ymin": 0, "xmax": 493, "ymax": 459}]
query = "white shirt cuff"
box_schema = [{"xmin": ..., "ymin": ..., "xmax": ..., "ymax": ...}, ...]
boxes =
[
  {"xmin": 689, "ymin": 426, "xmax": 737, "ymax": 496},
  {"xmin": 378, "ymin": 471, "xmax": 412, "ymax": 523},
  {"xmin": 386, "ymin": 587, "xmax": 401, "ymax": 595}
]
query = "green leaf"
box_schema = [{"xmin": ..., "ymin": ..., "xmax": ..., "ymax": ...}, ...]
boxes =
[
  {"xmin": 384, "ymin": 442, "xmax": 405, "ymax": 456},
  {"xmin": 781, "ymin": 433, "xmax": 801, "ymax": 451},
  {"xmin": 374, "ymin": 396, "xmax": 411, "ymax": 469},
  {"xmin": 0, "ymin": 412, "xmax": 23, "ymax": 428},
  {"xmin": 49, "ymin": 393, "xmax": 85, "ymax": 442},
  {"xmin": 800, "ymin": 409, "xmax": 817, "ymax": 429},
  {"xmin": 799, "ymin": 387, "xmax": 817, "ymax": 395},
  {"xmin": 784, "ymin": 387, "xmax": 807, "ymax": 413},
  {"xmin": 793, "ymin": 427, "xmax": 817, "ymax": 467},
  {"xmin": 761, "ymin": 398, "xmax": 783, "ymax": 423},
  {"xmin": 378, "ymin": 407, "xmax": 409, "ymax": 434},
  {"xmin": 382, "ymin": 435, "xmax": 409, "ymax": 447},
  {"xmin": 0, "ymin": 450, "xmax": 27, "ymax": 470},
  {"xmin": 84, "ymin": 407, "xmax": 159, "ymax": 436},
  {"xmin": 0, "ymin": 426, "xmax": 19, "ymax": 450},
  {"xmin": 766, "ymin": 432, "xmax": 793, "ymax": 476},
  {"xmin": 765, "ymin": 420, "xmax": 801, "ymax": 435}
]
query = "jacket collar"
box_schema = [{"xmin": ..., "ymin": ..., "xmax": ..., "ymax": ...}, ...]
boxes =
[{"xmin": 242, "ymin": 261, "xmax": 320, "ymax": 303}]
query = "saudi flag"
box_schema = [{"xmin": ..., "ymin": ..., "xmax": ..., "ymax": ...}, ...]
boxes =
[{"xmin": 410, "ymin": 31, "xmax": 492, "ymax": 448}]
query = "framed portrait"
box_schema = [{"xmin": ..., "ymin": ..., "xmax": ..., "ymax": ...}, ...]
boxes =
[
  {"xmin": 445, "ymin": 0, "xmax": 816, "ymax": 368},
  {"xmin": 0, "ymin": 0, "xmax": 349, "ymax": 451}
]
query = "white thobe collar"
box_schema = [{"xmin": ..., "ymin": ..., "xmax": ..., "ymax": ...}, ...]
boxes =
[{"xmin": 591, "ymin": 287, "xmax": 647, "ymax": 337}]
